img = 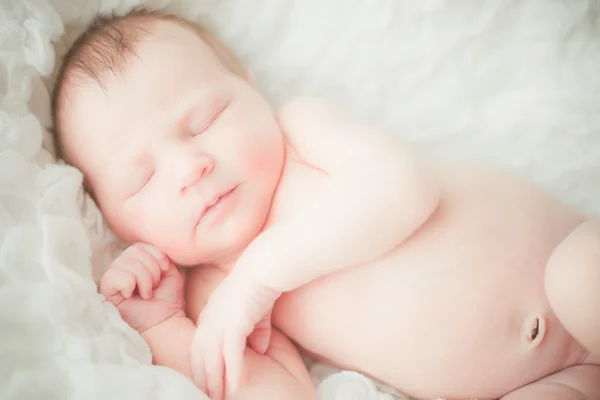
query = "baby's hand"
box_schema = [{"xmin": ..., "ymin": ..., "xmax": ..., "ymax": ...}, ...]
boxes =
[
  {"xmin": 190, "ymin": 269, "xmax": 281, "ymax": 400},
  {"xmin": 100, "ymin": 242, "xmax": 184, "ymax": 333}
]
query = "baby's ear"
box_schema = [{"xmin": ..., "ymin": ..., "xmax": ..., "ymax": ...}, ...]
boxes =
[{"xmin": 545, "ymin": 219, "xmax": 600, "ymax": 355}]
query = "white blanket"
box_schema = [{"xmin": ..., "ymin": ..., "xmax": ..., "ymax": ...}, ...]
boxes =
[{"xmin": 1, "ymin": 1, "xmax": 599, "ymax": 399}]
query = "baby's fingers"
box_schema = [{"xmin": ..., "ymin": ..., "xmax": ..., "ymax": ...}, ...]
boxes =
[
  {"xmin": 223, "ymin": 332, "xmax": 246, "ymax": 395},
  {"xmin": 100, "ymin": 269, "xmax": 136, "ymax": 300},
  {"xmin": 205, "ymin": 338, "xmax": 226, "ymax": 400},
  {"xmin": 191, "ymin": 339, "xmax": 208, "ymax": 394},
  {"xmin": 114, "ymin": 257, "xmax": 154, "ymax": 299},
  {"xmin": 138, "ymin": 243, "xmax": 172, "ymax": 272},
  {"xmin": 127, "ymin": 245, "xmax": 161, "ymax": 286}
]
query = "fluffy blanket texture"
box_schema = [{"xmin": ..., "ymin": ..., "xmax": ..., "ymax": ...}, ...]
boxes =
[{"xmin": 1, "ymin": 1, "xmax": 599, "ymax": 399}]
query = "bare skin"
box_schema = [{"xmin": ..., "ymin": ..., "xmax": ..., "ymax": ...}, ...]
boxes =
[
  {"xmin": 99, "ymin": 242, "xmax": 315, "ymax": 400},
  {"xmin": 267, "ymin": 147, "xmax": 596, "ymax": 399},
  {"xmin": 61, "ymin": 19, "xmax": 600, "ymax": 400}
]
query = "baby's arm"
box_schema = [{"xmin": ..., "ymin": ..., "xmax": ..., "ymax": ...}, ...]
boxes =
[
  {"xmin": 240, "ymin": 97, "xmax": 440, "ymax": 291},
  {"xmin": 191, "ymin": 98, "xmax": 439, "ymax": 394},
  {"xmin": 182, "ymin": 267, "xmax": 316, "ymax": 400},
  {"xmin": 501, "ymin": 365, "xmax": 600, "ymax": 400},
  {"xmin": 142, "ymin": 316, "xmax": 314, "ymax": 400},
  {"xmin": 102, "ymin": 244, "xmax": 313, "ymax": 400}
]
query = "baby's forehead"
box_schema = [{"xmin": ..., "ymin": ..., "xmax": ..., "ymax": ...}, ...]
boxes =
[
  {"xmin": 72, "ymin": 19, "xmax": 199, "ymax": 83},
  {"xmin": 58, "ymin": 13, "xmax": 243, "ymax": 112},
  {"xmin": 131, "ymin": 20, "xmax": 211, "ymax": 61},
  {"xmin": 54, "ymin": 12, "xmax": 246, "ymax": 163},
  {"xmin": 108, "ymin": 23, "xmax": 223, "ymax": 92},
  {"xmin": 63, "ymin": 21, "xmax": 218, "ymax": 137},
  {"xmin": 62, "ymin": 19, "xmax": 213, "ymax": 118}
]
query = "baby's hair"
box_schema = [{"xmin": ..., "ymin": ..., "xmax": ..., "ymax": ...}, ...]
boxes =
[{"xmin": 50, "ymin": 6, "xmax": 246, "ymax": 161}]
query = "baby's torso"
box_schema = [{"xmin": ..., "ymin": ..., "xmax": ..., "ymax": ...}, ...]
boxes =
[{"xmin": 268, "ymin": 149, "xmax": 588, "ymax": 399}]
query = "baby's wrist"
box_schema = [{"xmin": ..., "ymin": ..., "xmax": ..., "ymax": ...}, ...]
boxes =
[
  {"xmin": 231, "ymin": 260, "xmax": 282, "ymax": 299},
  {"xmin": 235, "ymin": 245, "xmax": 279, "ymax": 293},
  {"xmin": 138, "ymin": 313, "xmax": 197, "ymax": 379},
  {"xmin": 139, "ymin": 309, "xmax": 187, "ymax": 336}
]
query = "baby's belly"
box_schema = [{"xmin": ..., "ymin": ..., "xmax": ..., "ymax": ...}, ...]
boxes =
[{"xmin": 272, "ymin": 165, "xmax": 584, "ymax": 399}]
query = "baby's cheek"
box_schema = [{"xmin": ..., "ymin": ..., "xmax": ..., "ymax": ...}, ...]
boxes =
[
  {"xmin": 101, "ymin": 205, "xmax": 136, "ymax": 243},
  {"xmin": 243, "ymin": 132, "xmax": 284, "ymax": 175},
  {"xmin": 121, "ymin": 205, "xmax": 174, "ymax": 248},
  {"xmin": 248, "ymin": 149, "xmax": 279, "ymax": 175}
]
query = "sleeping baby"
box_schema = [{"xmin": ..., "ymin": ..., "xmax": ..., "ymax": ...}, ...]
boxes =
[{"xmin": 51, "ymin": 7, "xmax": 600, "ymax": 400}]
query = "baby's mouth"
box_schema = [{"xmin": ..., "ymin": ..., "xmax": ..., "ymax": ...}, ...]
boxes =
[
  {"xmin": 196, "ymin": 185, "xmax": 238, "ymax": 226},
  {"xmin": 205, "ymin": 195, "xmax": 221, "ymax": 210}
]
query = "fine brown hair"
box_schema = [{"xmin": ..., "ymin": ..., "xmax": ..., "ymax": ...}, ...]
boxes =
[{"xmin": 50, "ymin": 6, "xmax": 246, "ymax": 161}]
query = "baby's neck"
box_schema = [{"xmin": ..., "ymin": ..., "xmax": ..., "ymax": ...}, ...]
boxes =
[
  {"xmin": 208, "ymin": 247, "xmax": 247, "ymax": 272},
  {"xmin": 209, "ymin": 201, "xmax": 278, "ymax": 273},
  {"xmin": 212, "ymin": 145, "xmax": 296, "ymax": 272},
  {"xmin": 259, "ymin": 144, "xmax": 298, "ymax": 228}
]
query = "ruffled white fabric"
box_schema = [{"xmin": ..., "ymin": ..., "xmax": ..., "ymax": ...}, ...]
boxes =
[
  {"xmin": 310, "ymin": 363, "xmax": 408, "ymax": 400},
  {"xmin": 2, "ymin": 0, "xmax": 600, "ymax": 399}
]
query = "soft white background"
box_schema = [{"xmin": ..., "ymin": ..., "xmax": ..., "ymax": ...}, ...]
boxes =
[{"xmin": 1, "ymin": 0, "xmax": 599, "ymax": 399}]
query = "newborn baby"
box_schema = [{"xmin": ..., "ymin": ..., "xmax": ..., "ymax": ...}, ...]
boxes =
[{"xmin": 51, "ymin": 8, "xmax": 600, "ymax": 400}]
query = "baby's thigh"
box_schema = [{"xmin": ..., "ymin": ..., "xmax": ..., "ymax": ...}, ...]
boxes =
[
  {"xmin": 236, "ymin": 331, "xmax": 315, "ymax": 399},
  {"xmin": 260, "ymin": 329, "xmax": 314, "ymax": 389},
  {"xmin": 502, "ymin": 365, "xmax": 600, "ymax": 399}
]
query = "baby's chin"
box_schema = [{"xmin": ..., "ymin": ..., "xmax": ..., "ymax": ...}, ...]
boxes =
[
  {"xmin": 185, "ymin": 206, "xmax": 272, "ymax": 267},
  {"xmin": 165, "ymin": 244, "xmax": 243, "ymax": 269},
  {"xmin": 164, "ymin": 228, "xmax": 258, "ymax": 269}
]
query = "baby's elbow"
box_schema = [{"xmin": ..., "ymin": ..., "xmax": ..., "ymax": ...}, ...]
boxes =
[
  {"xmin": 366, "ymin": 148, "xmax": 440, "ymax": 234},
  {"xmin": 379, "ymin": 156, "xmax": 440, "ymax": 241},
  {"xmin": 402, "ymin": 157, "xmax": 441, "ymax": 224},
  {"xmin": 411, "ymin": 181, "xmax": 440, "ymax": 235},
  {"xmin": 419, "ymin": 163, "xmax": 440, "ymax": 214}
]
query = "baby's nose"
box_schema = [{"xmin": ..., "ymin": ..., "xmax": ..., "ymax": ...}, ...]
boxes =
[{"xmin": 177, "ymin": 154, "xmax": 213, "ymax": 193}]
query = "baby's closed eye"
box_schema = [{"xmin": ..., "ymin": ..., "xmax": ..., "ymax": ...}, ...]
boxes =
[
  {"xmin": 188, "ymin": 97, "xmax": 230, "ymax": 136},
  {"xmin": 128, "ymin": 170, "xmax": 155, "ymax": 198}
]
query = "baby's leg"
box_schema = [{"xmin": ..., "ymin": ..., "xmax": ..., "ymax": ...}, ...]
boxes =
[
  {"xmin": 501, "ymin": 365, "xmax": 600, "ymax": 400},
  {"xmin": 545, "ymin": 218, "xmax": 600, "ymax": 355}
]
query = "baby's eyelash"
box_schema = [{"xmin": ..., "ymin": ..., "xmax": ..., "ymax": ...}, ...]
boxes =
[
  {"xmin": 142, "ymin": 172, "xmax": 154, "ymax": 188},
  {"xmin": 191, "ymin": 100, "xmax": 229, "ymax": 136},
  {"xmin": 131, "ymin": 171, "xmax": 154, "ymax": 197}
]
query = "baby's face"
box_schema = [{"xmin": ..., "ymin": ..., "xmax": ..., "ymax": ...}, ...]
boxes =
[{"xmin": 62, "ymin": 21, "xmax": 285, "ymax": 266}]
